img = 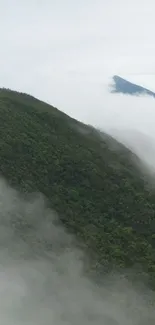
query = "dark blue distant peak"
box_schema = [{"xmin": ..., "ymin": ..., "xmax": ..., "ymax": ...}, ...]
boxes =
[{"xmin": 110, "ymin": 75, "xmax": 155, "ymax": 98}]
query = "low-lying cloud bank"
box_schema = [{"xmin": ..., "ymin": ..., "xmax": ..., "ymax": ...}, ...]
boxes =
[
  {"xmin": 77, "ymin": 87, "xmax": 155, "ymax": 174},
  {"xmin": 0, "ymin": 177, "xmax": 154, "ymax": 324},
  {"xmin": 103, "ymin": 93, "xmax": 155, "ymax": 174}
]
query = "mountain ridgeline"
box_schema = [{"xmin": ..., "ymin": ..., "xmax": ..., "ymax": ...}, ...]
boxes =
[
  {"xmin": 0, "ymin": 88, "xmax": 155, "ymax": 286},
  {"xmin": 111, "ymin": 75, "xmax": 155, "ymax": 97}
]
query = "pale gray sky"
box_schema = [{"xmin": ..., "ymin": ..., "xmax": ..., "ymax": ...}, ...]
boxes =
[{"xmin": 0, "ymin": 0, "xmax": 155, "ymax": 133}]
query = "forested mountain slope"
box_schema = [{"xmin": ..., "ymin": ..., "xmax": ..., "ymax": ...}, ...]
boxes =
[{"xmin": 0, "ymin": 88, "xmax": 155, "ymax": 285}]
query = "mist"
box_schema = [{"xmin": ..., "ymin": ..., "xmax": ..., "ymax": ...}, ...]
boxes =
[
  {"xmin": 0, "ymin": 177, "xmax": 153, "ymax": 324},
  {"xmin": 75, "ymin": 88, "xmax": 155, "ymax": 175},
  {"xmin": 102, "ymin": 93, "xmax": 155, "ymax": 174}
]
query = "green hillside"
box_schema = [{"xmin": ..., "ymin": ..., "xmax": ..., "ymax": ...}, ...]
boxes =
[{"xmin": 0, "ymin": 88, "xmax": 155, "ymax": 285}]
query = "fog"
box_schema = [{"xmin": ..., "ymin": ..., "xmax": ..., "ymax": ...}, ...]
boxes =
[
  {"xmin": 77, "ymin": 89, "xmax": 155, "ymax": 175},
  {"xmin": 105, "ymin": 94, "xmax": 155, "ymax": 175},
  {"xmin": 0, "ymin": 177, "xmax": 153, "ymax": 324}
]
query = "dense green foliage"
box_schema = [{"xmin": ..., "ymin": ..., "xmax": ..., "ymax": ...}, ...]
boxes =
[{"xmin": 0, "ymin": 88, "xmax": 155, "ymax": 285}]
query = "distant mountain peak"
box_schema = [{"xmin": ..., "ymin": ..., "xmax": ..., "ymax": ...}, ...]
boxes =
[{"xmin": 110, "ymin": 75, "xmax": 155, "ymax": 98}]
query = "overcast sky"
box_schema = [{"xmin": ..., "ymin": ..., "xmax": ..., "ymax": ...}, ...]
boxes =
[{"xmin": 0, "ymin": 0, "xmax": 155, "ymax": 137}]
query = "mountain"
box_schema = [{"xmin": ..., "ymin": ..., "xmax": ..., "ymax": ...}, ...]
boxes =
[
  {"xmin": 110, "ymin": 75, "xmax": 155, "ymax": 97},
  {"xmin": 0, "ymin": 88, "xmax": 155, "ymax": 285}
]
